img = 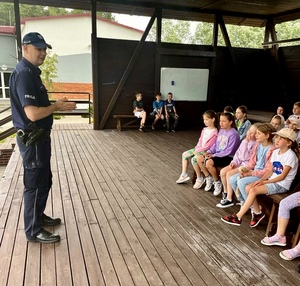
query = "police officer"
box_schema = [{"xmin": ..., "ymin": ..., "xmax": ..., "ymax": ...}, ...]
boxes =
[{"xmin": 9, "ymin": 32, "xmax": 76, "ymax": 243}]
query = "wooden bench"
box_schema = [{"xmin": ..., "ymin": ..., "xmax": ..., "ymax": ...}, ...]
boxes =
[
  {"xmin": 113, "ymin": 114, "xmax": 156, "ymax": 131},
  {"xmin": 113, "ymin": 115, "xmax": 139, "ymax": 131}
]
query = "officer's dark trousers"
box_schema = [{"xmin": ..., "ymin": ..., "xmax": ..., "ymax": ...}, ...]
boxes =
[{"xmin": 17, "ymin": 135, "xmax": 52, "ymax": 239}]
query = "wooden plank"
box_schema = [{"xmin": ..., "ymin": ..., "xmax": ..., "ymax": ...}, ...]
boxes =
[
  {"xmin": 50, "ymin": 131, "xmax": 73, "ymax": 286},
  {"xmin": 6, "ymin": 177, "xmax": 27, "ymax": 286},
  {"xmin": 1, "ymin": 126, "xmax": 300, "ymax": 286},
  {"xmin": 53, "ymin": 131, "xmax": 90, "ymax": 286}
]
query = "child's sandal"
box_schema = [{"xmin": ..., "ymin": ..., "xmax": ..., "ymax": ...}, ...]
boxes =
[{"xmin": 279, "ymin": 246, "xmax": 300, "ymax": 260}]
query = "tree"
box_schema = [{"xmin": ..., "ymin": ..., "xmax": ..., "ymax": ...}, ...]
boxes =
[
  {"xmin": 40, "ymin": 51, "xmax": 58, "ymax": 91},
  {"xmin": 147, "ymin": 19, "xmax": 192, "ymax": 44},
  {"xmin": 0, "ymin": 3, "xmax": 115, "ymax": 25},
  {"xmin": 275, "ymin": 20, "xmax": 300, "ymax": 46},
  {"xmin": 147, "ymin": 17, "xmax": 300, "ymax": 48}
]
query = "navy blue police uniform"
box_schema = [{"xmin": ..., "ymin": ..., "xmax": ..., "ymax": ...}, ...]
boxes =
[{"xmin": 9, "ymin": 57, "xmax": 54, "ymax": 240}]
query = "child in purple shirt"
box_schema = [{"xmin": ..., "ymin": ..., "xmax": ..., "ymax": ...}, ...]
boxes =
[
  {"xmin": 196, "ymin": 112, "xmax": 240, "ymax": 196},
  {"xmin": 217, "ymin": 123, "xmax": 259, "ymax": 208}
]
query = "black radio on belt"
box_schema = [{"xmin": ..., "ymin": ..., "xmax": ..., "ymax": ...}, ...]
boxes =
[
  {"xmin": 26, "ymin": 122, "xmax": 45, "ymax": 146},
  {"xmin": 17, "ymin": 122, "xmax": 46, "ymax": 146}
]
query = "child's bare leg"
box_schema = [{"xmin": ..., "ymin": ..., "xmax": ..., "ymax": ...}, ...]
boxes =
[
  {"xmin": 206, "ymin": 159, "xmax": 218, "ymax": 180},
  {"xmin": 225, "ymin": 169, "xmax": 239, "ymax": 200},
  {"xmin": 220, "ymin": 166, "xmax": 231, "ymax": 192},
  {"xmin": 181, "ymin": 158, "xmax": 189, "ymax": 174},
  {"xmin": 193, "ymin": 163, "xmax": 202, "ymax": 178},
  {"xmin": 141, "ymin": 111, "xmax": 146, "ymax": 125},
  {"xmin": 277, "ymin": 217, "xmax": 289, "ymax": 236},
  {"xmin": 153, "ymin": 114, "xmax": 159, "ymax": 125},
  {"xmin": 236, "ymin": 185, "xmax": 267, "ymax": 219},
  {"xmin": 197, "ymin": 155, "xmax": 209, "ymax": 177}
]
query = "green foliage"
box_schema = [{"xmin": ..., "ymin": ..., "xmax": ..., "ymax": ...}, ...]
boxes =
[
  {"xmin": 0, "ymin": 3, "xmax": 115, "ymax": 25},
  {"xmin": 147, "ymin": 19, "xmax": 192, "ymax": 44},
  {"xmin": 40, "ymin": 50, "xmax": 58, "ymax": 91},
  {"xmin": 148, "ymin": 18, "xmax": 300, "ymax": 48},
  {"xmin": 0, "ymin": 132, "xmax": 16, "ymax": 143},
  {"xmin": 193, "ymin": 22, "xmax": 214, "ymax": 45},
  {"xmin": 81, "ymin": 105, "xmax": 93, "ymax": 118},
  {"xmin": 53, "ymin": 114, "xmax": 63, "ymax": 120},
  {"xmin": 276, "ymin": 19, "xmax": 300, "ymax": 46}
]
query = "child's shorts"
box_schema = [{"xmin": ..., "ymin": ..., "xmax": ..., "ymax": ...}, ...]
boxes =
[
  {"xmin": 208, "ymin": 156, "xmax": 232, "ymax": 168},
  {"xmin": 265, "ymin": 182, "xmax": 287, "ymax": 195},
  {"xmin": 134, "ymin": 111, "xmax": 143, "ymax": 118},
  {"xmin": 182, "ymin": 148, "xmax": 204, "ymax": 165}
]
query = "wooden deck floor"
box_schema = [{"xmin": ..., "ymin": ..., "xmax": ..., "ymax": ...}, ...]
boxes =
[{"xmin": 0, "ymin": 123, "xmax": 300, "ymax": 286}]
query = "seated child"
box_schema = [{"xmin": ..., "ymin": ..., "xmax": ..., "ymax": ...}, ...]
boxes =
[
  {"xmin": 286, "ymin": 101, "xmax": 300, "ymax": 126},
  {"xmin": 216, "ymin": 123, "xmax": 259, "ymax": 208},
  {"xmin": 271, "ymin": 104, "xmax": 286, "ymax": 127},
  {"xmin": 151, "ymin": 92, "xmax": 165, "ymax": 130},
  {"xmin": 221, "ymin": 128, "xmax": 299, "ymax": 227},
  {"xmin": 224, "ymin": 106, "xmax": 234, "ymax": 116},
  {"xmin": 235, "ymin": 105, "xmax": 251, "ymax": 141},
  {"xmin": 276, "ymin": 104, "xmax": 288, "ymax": 121},
  {"xmin": 261, "ymin": 191, "xmax": 300, "ymax": 260},
  {"xmin": 176, "ymin": 110, "xmax": 219, "ymax": 186},
  {"xmin": 228, "ymin": 123, "xmax": 276, "ymax": 206},
  {"xmin": 165, "ymin": 92, "xmax": 179, "ymax": 132},
  {"xmin": 270, "ymin": 115, "xmax": 284, "ymax": 131},
  {"xmin": 133, "ymin": 91, "xmax": 147, "ymax": 132},
  {"xmin": 288, "ymin": 118, "xmax": 300, "ymax": 146},
  {"xmin": 196, "ymin": 112, "xmax": 240, "ymax": 196}
]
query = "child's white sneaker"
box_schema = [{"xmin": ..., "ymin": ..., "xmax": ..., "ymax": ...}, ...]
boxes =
[
  {"xmin": 204, "ymin": 176, "xmax": 213, "ymax": 191},
  {"xmin": 213, "ymin": 180, "xmax": 223, "ymax": 196},
  {"xmin": 193, "ymin": 177, "xmax": 205, "ymax": 189},
  {"xmin": 176, "ymin": 174, "xmax": 190, "ymax": 184}
]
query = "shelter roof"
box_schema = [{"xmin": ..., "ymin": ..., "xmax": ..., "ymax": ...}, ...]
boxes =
[{"xmin": 3, "ymin": 0, "xmax": 300, "ymax": 27}]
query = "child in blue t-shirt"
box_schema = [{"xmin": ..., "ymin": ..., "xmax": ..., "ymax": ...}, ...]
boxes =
[{"xmin": 151, "ymin": 92, "xmax": 165, "ymax": 130}]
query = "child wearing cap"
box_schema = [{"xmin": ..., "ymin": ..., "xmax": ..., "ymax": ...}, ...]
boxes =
[{"xmin": 221, "ymin": 128, "xmax": 300, "ymax": 227}]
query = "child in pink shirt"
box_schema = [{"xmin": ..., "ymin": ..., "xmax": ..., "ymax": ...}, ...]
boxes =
[{"xmin": 176, "ymin": 110, "xmax": 219, "ymax": 187}]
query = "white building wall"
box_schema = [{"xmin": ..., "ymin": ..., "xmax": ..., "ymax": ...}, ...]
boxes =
[
  {"xmin": 22, "ymin": 15, "xmax": 143, "ymax": 56},
  {"xmin": 21, "ymin": 15, "xmax": 143, "ymax": 83}
]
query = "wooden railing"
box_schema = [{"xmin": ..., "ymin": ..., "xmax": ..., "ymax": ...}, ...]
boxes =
[
  {"xmin": 49, "ymin": 91, "xmax": 93, "ymax": 124},
  {"xmin": 0, "ymin": 106, "xmax": 16, "ymax": 141},
  {"xmin": 0, "ymin": 92, "xmax": 93, "ymax": 142}
]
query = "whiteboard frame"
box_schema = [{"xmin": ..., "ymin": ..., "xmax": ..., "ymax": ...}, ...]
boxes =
[{"xmin": 160, "ymin": 67, "xmax": 209, "ymax": 101}]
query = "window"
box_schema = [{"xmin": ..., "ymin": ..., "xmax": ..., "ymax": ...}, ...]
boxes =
[{"xmin": 0, "ymin": 71, "xmax": 11, "ymax": 99}]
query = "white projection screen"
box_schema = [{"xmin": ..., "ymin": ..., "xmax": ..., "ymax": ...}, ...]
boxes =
[{"xmin": 160, "ymin": 67, "xmax": 209, "ymax": 101}]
